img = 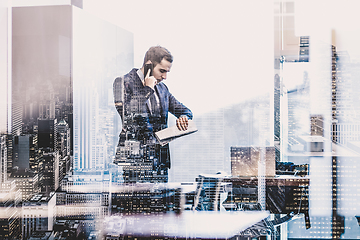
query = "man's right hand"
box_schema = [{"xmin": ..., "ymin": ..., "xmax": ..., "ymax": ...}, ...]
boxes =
[
  {"xmin": 176, "ymin": 116, "xmax": 189, "ymax": 131},
  {"xmin": 144, "ymin": 68, "xmax": 157, "ymax": 90}
]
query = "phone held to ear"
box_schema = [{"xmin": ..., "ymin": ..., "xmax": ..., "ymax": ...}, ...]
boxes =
[{"xmin": 144, "ymin": 63, "xmax": 153, "ymax": 77}]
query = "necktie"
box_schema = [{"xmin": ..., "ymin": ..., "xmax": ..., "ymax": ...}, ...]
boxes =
[{"xmin": 149, "ymin": 87, "xmax": 160, "ymax": 116}]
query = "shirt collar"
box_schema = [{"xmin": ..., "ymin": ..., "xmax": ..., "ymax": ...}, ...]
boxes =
[{"xmin": 137, "ymin": 69, "xmax": 144, "ymax": 84}]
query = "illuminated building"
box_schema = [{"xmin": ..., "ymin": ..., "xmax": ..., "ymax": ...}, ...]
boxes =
[
  {"xmin": 57, "ymin": 170, "xmax": 110, "ymax": 221},
  {"xmin": 231, "ymin": 146, "xmax": 275, "ymax": 177},
  {"xmin": 9, "ymin": 169, "xmax": 40, "ymax": 201},
  {"xmin": 56, "ymin": 191, "xmax": 109, "ymax": 221},
  {"xmin": 38, "ymin": 151, "xmax": 60, "ymax": 193}
]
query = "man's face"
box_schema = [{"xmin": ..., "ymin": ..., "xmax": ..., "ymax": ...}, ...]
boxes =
[{"xmin": 153, "ymin": 59, "xmax": 172, "ymax": 83}]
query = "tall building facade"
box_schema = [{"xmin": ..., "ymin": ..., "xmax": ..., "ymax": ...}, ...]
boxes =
[
  {"xmin": 11, "ymin": 4, "xmax": 133, "ymax": 177},
  {"xmin": 22, "ymin": 193, "xmax": 56, "ymax": 240},
  {"xmin": 12, "ymin": 134, "xmax": 36, "ymax": 170},
  {"xmin": 6, "ymin": 135, "xmax": 13, "ymax": 175},
  {"xmin": 57, "ymin": 170, "xmax": 110, "ymax": 222},
  {"xmin": 11, "ymin": 99, "xmax": 22, "ymax": 136},
  {"xmin": 9, "ymin": 168, "xmax": 39, "ymax": 200},
  {"xmin": 57, "ymin": 119, "xmax": 71, "ymax": 158},
  {"xmin": 38, "ymin": 119, "xmax": 58, "ymax": 152},
  {"xmin": 0, "ymin": 134, "xmax": 7, "ymax": 184},
  {"xmin": 331, "ymin": 47, "xmax": 360, "ymax": 145},
  {"xmin": 38, "ymin": 151, "xmax": 60, "ymax": 194}
]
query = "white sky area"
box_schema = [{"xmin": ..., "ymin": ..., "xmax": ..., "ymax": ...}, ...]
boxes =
[
  {"xmin": 83, "ymin": 0, "xmax": 274, "ymax": 115},
  {"xmin": 2, "ymin": 0, "xmax": 360, "ymax": 131}
]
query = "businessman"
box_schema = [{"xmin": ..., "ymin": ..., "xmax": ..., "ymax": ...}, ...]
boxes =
[{"xmin": 113, "ymin": 46, "xmax": 193, "ymax": 183}]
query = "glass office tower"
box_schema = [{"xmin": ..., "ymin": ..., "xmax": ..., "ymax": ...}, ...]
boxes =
[{"xmin": 11, "ymin": 4, "xmax": 133, "ymax": 174}]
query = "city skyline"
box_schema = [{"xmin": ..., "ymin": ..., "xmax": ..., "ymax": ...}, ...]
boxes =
[{"xmin": 1, "ymin": 0, "xmax": 360, "ymax": 239}]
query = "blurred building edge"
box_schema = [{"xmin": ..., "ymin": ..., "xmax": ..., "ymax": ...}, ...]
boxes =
[
  {"xmin": 71, "ymin": 0, "xmax": 83, "ymax": 8},
  {"xmin": 11, "ymin": 0, "xmax": 83, "ymax": 8},
  {"xmin": 0, "ymin": 181, "xmax": 22, "ymax": 240}
]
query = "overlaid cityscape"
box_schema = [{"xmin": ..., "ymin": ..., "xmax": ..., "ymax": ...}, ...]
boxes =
[{"xmin": 1, "ymin": 1, "xmax": 360, "ymax": 240}]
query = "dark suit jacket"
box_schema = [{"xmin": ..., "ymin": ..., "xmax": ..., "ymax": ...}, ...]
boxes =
[{"xmin": 113, "ymin": 68, "xmax": 193, "ymax": 168}]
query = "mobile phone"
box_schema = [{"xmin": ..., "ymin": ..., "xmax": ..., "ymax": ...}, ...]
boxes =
[{"xmin": 144, "ymin": 63, "xmax": 153, "ymax": 78}]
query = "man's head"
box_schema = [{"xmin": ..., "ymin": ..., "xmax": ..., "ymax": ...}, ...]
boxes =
[
  {"xmin": 143, "ymin": 46, "xmax": 173, "ymax": 82},
  {"xmin": 143, "ymin": 46, "xmax": 173, "ymax": 67}
]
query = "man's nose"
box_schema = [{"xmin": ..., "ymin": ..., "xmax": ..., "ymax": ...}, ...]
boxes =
[{"xmin": 162, "ymin": 73, "xmax": 167, "ymax": 80}]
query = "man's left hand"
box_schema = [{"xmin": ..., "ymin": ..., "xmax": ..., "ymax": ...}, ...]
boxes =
[{"xmin": 176, "ymin": 116, "xmax": 189, "ymax": 131}]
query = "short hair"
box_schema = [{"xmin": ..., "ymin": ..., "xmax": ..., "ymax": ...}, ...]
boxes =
[{"xmin": 142, "ymin": 46, "xmax": 173, "ymax": 67}]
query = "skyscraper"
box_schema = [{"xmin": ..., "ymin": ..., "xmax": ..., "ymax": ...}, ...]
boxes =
[
  {"xmin": 299, "ymin": 36, "xmax": 310, "ymax": 62},
  {"xmin": 331, "ymin": 47, "xmax": 360, "ymax": 145},
  {"xmin": 11, "ymin": 99, "xmax": 22, "ymax": 136},
  {"xmin": 57, "ymin": 119, "xmax": 71, "ymax": 158},
  {"xmin": 38, "ymin": 119, "xmax": 58, "ymax": 152},
  {"xmin": 12, "ymin": 4, "xmax": 133, "ymax": 174},
  {"xmin": 0, "ymin": 134, "xmax": 7, "ymax": 184},
  {"xmin": 39, "ymin": 151, "xmax": 60, "ymax": 193},
  {"xmin": 12, "ymin": 134, "xmax": 36, "ymax": 170}
]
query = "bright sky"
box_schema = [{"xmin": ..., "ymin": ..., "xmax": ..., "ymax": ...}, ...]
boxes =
[{"xmin": 83, "ymin": 0, "xmax": 274, "ymax": 115}]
